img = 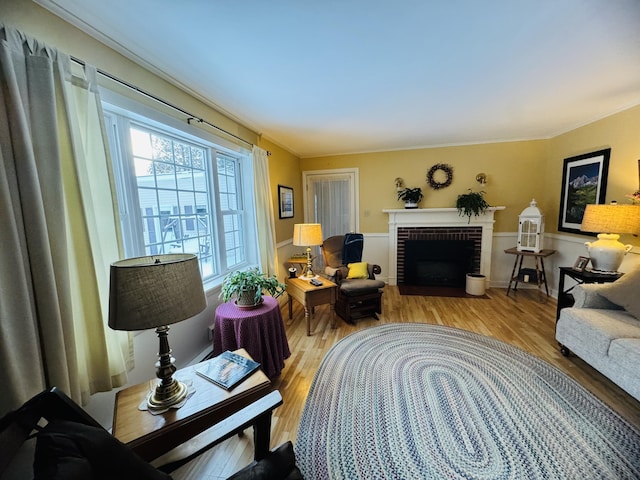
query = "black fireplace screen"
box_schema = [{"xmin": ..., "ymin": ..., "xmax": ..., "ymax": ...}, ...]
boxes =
[{"xmin": 403, "ymin": 240, "xmax": 474, "ymax": 287}]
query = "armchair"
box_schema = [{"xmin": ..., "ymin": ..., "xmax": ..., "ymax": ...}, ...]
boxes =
[
  {"xmin": 0, "ymin": 387, "xmax": 301, "ymax": 480},
  {"xmin": 321, "ymin": 234, "xmax": 385, "ymax": 323}
]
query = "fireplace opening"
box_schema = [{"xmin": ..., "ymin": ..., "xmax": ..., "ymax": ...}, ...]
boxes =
[{"xmin": 403, "ymin": 240, "xmax": 474, "ymax": 287}]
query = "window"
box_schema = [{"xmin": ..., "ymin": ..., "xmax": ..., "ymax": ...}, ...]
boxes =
[{"xmin": 103, "ymin": 98, "xmax": 256, "ymax": 287}]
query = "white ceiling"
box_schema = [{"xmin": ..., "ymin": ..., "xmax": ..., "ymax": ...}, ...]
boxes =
[{"xmin": 37, "ymin": 0, "xmax": 640, "ymax": 158}]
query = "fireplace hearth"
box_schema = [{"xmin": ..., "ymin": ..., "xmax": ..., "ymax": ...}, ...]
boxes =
[{"xmin": 404, "ymin": 240, "xmax": 474, "ymax": 287}]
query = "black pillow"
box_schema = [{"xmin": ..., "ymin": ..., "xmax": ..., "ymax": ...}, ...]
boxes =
[
  {"xmin": 34, "ymin": 419, "xmax": 172, "ymax": 480},
  {"xmin": 226, "ymin": 441, "xmax": 302, "ymax": 480}
]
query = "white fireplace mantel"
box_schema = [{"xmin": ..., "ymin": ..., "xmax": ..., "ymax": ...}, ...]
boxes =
[{"xmin": 383, "ymin": 207, "xmax": 506, "ymax": 286}]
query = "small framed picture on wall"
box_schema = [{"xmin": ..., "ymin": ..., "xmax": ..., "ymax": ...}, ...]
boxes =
[{"xmin": 278, "ymin": 185, "xmax": 294, "ymax": 219}]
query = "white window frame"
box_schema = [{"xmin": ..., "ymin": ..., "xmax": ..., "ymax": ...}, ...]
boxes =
[{"xmin": 101, "ymin": 89, "xmax": 258, "ymax": 291}]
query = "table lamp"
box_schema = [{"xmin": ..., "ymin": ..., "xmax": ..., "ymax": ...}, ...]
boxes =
[
  {"xmin": 580, "ymin": 204, "xmax": 640, "ymax": 273},
  {"xmin": 109, "ymin": 253, "xmax": 207, "ymax": 410},
  {"xmin": 293, "ymin": 223, "xmax": 324, "ymax": 279}
]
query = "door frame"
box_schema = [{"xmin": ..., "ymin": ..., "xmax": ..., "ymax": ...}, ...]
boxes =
[{"xmin": 302, "ymin": 168, "xmax": 359, "ymax": 233}]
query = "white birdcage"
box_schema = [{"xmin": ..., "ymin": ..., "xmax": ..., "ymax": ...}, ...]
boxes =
[{"xmin": 517, "ymin": 199, "xmax": 544, "ymax": 253}]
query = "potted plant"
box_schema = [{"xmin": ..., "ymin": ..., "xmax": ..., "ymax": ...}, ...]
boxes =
[
  {"xmin": 397, "ymin": 187, "xmax": 424, "ymax": 209},
  {"xmin": 220, "ymin": 268, "xmax": 285, "ymax": 308},
  {"xmin": 456, "ymin": 189, "xmax": 490, "ymax": 222}
]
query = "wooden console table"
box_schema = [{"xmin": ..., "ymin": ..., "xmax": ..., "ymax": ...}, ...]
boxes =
[{"xmin": 505, "ymin": 247, "xmax": 556, "ymax": 297}]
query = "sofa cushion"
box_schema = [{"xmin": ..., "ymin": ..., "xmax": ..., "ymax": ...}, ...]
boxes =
[
  {"xmin": 609, "ymin": 338, "xmax": 640, "ymax": 374},
  {"xmin": 556, "ymin": 308, "xmax": 640, "ymax": 357},
  {"xmin": 598, "ymin": 267, "xmax": 640, "ymax": 319},
  {"xmin": 573, "ymin": 284, "xmax": 625, "ymax": 310}
]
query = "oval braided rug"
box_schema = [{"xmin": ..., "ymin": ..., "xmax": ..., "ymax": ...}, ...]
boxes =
[{"xmin": 295, "ymin": 324, "xmax": 640, "ymax": 479}]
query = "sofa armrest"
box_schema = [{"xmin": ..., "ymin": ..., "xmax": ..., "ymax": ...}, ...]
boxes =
[{"xmin": 573, "ymin": 284, "xmax": 625, "ymax": 310}]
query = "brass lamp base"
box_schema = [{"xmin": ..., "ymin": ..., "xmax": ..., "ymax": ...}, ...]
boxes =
[
  {"xmin": 148, "ymin": 377, "xmax": 188, "ymax": 410},
  {"xmin": 148, "ymin": 325, "xmax": 188, "ymax": 410},
  {"xmin": 301, "ymin": 247, "xmax": 316, "ymax": 278}
]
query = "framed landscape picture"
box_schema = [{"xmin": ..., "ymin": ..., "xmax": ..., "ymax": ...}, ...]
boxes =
[
  {"xmin": 558, "ymin": 148, "xmax": 610, "ymax": 234},
  {"xmin": 278, "ymin": 185, "xmax": 294, "ymax": 219}
]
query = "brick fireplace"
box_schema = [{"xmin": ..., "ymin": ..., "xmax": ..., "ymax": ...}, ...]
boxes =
[
  {"xmin": 400, "ymin": 229, "xmax": 481, "ymax": 286},
  {"xmin": 383, "ymin": 207, "xmax": 504, "ymax": 286}
]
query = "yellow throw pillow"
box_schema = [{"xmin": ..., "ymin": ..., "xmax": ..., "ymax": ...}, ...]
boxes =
[{"xmin": 347, "ymin": 262, "xmax": 369, "ymax": 279}]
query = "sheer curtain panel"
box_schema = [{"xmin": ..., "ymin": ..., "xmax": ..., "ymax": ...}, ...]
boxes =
[
  {"xmin": 252, "ymin": 146, "xmax": 279, "ymax": 276},
  {"xmin": 0, "ymin": 24, "xmax": 130, "ymax": 413}
]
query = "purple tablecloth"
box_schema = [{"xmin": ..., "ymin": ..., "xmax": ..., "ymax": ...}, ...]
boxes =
[{"xmin": 212, "ymin": 296, "xmax": 291, "ymax": 379}]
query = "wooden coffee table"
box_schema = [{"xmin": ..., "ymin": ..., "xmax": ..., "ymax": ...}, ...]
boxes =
[
  {"xmin": 286, "ymin": 277, "xmax": 337, "ymax": 336},
  {"xmin": 112, "ymin": 349, "xmax": 279, "ymax": 465}
]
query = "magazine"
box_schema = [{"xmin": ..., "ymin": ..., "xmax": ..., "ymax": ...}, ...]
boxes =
[{"xmin": 196, "ymin": 350, "xmax": 260, "ymax": 390}]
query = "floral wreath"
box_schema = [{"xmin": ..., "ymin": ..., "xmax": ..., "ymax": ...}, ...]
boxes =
[{"xmin": 426, "ymin": 163, "xmax": 453, "ymax": 190}]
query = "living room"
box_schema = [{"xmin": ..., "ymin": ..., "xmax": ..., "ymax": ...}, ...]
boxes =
[{"xmin": 3, "ymin": 1, "xmax": 640, "ymax": 478}]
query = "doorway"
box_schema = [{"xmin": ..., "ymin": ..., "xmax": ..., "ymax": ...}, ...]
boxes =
[{"xmin": 302, "ymin": 168, "xmax": 359, "ymax": 238}]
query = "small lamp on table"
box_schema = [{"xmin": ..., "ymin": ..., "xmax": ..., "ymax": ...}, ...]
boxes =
[
  {"xmin": 108, "ymin": 253, "xmax": 207, "ymax": 411},
  {"xmin": 580, "ymin": 203, "xmax": 640, "ymax": 273},
  {"xmin": 292, "ymin": 223, "xmax": 324, "ymax": 279}
]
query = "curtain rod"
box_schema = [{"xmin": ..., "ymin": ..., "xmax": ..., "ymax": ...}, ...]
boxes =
[{"xmin": 70, "ymin": 56, "xmax": 271, "ymax": 155}]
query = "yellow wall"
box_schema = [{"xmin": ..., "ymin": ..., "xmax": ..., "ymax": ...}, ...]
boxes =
[
  {"xmin": 301, "ymin": 140, "xmax": 548, "ymax": 233},
  {"xmin": 549, "ymin": 105, "xmax": 640, "ymax": 206},
  {"xmin": 258, "ymin": 138, "xmax": 305, "ymax": 242},
  {"xmin": 546, "ymin": 105, "xmax": 640, "ymax": 247},
  {"xmin": 301, "ymin": 104, "xmax": 640, "ymax": 241}
]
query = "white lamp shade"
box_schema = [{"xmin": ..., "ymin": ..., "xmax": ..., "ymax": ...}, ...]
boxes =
[
  {"xmin": 293, "ymin": 223, "xmax": 324, "ymax": 247},
  {"xmin": 108, "ymin": 253, "xmax": 207, "ymax": 331}
]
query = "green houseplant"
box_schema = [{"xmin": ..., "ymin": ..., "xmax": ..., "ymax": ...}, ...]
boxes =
[
  {"xmin": 397, "ymin": 187, "xmax": 424, "ymax": 209},
  {"xmin": 456, "ymin": 189, "xmax": 490, "ymax": 222},
  {"xmin": 220, "ymin": 268, "xmax": 285, "ymax": 307}
]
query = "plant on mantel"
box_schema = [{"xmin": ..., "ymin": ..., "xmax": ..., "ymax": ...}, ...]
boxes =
[
  {"xmin": 456, "ymin": 189, "xmax": 491, "ymax": 222},
  {"xmin": 397, "ymin": 187, "xmax": 424, "ymax": 209}
]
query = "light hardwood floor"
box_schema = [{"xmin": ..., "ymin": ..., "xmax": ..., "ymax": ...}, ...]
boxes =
[{"xmin": 186, "ymin": 286, "xmax": 640, "ymax": 479}]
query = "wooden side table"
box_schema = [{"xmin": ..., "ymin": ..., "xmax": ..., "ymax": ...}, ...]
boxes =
[
  {"xmin": 286, "ymin": 276, "xmax": 337, "ymax": 336},
  {"xmin": 112, "ymin": 349, "xmax": 277, "ymax": 465},
  {"xmin": 555, "ymin": 266, "xmax": 623, "ymax": 322},
  {"xmin": 504, "ymin": 247, "xmax": 556, "ymax": 297}
]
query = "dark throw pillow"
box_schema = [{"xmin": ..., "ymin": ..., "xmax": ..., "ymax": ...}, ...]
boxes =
[
  {"xmin": 226, "ymin": 441, "xmax": 302, "ymax": 480},
  {"xmin": 34, "ymin": 419, "xmax": 172, "ymax": 480}
]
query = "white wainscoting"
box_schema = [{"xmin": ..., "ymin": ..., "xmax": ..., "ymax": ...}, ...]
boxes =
[{"xmin": 277, "ymin": 232, "xmax": 640, "ymax": 299}]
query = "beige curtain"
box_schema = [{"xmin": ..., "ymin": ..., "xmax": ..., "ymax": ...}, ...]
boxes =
[
  {"xmin": 0, "ymin": 24, "xmax": 130, "ymax": 412},
  {"xmin": 252, "ymin": 146, "xmax": 279, "ymax": 276}
]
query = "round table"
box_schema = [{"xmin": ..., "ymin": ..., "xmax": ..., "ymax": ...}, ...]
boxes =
[{"xmin": 212, "ymin": 296, "xmax": 290, "ymax": 379}]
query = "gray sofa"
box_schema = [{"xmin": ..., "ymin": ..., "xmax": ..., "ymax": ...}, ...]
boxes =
[{"xmin": 556, "ymin": 271, "xmax": 640, "ymax": 402}]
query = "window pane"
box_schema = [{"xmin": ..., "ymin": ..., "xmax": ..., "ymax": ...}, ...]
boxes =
[
  {"xmin": 105, "ymin": 104, "xmax": 253, "ymax": 286},
  {"xmin": 130, "ymin": 128, "xmax": 152, "ymax": 158},
  {"xmin": 129, "ymin": 126, "xmax": 217, "ymax": 277}
]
